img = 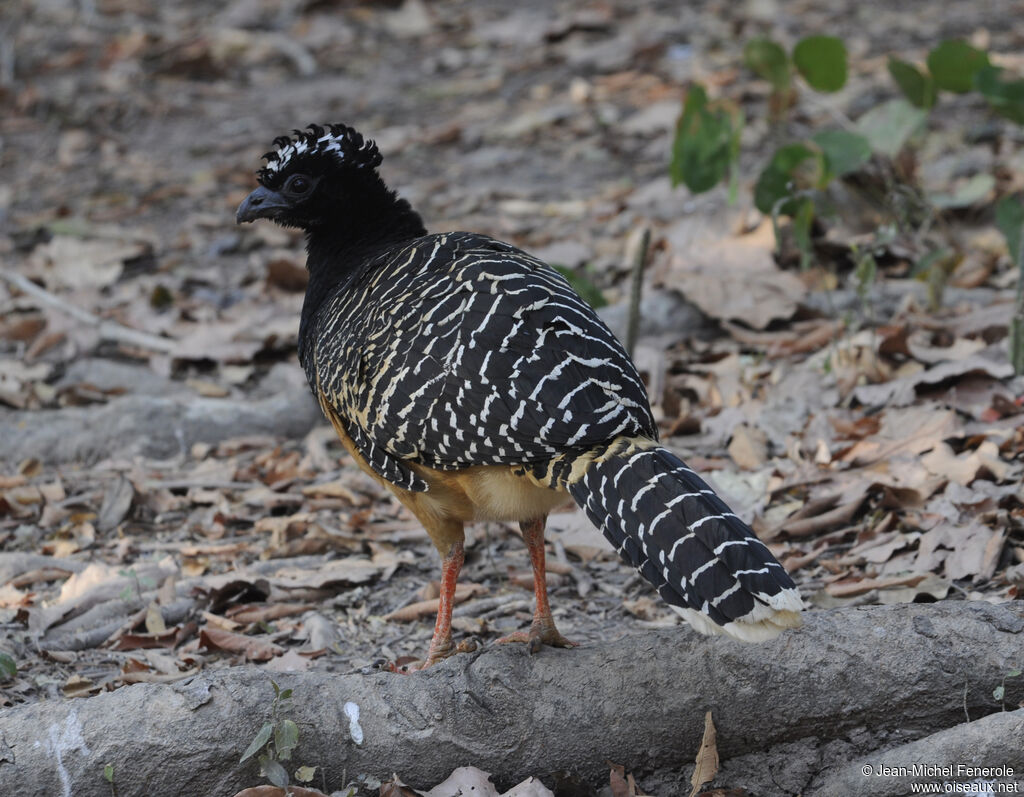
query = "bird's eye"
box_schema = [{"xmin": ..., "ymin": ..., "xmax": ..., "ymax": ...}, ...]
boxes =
[{"xmin": 285, "ymin": 175, "xmax": 312, "ymax": 194}]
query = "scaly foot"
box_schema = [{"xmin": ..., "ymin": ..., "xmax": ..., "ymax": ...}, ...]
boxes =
[
  {"xmin": 385, "ymin": 638, "xmax": 478, "ymax": 673},
  {"xmin": 497, "ymin": 622, "xmax": 578, "ymax": 654}
]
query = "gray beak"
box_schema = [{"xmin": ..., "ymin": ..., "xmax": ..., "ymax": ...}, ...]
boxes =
[{"xmin": 236, "ymin": 185, "xmax": 289, "ymax": 224}]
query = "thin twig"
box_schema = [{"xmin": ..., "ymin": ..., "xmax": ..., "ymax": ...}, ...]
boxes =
[
  {"xmin": 625, "ymin": 227, "xmax": 650, "ymax": 359},
  {"xmin": 0, "ymin": 269, "xmax": 176, "ymax": 353}
]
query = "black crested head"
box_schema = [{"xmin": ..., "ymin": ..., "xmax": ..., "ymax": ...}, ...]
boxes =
[
  {"xmin": 257, "ymin": 123, "xmax": 382, "ymax": 190},
  {"xmin": 236, "ymin": 123, "xmax": 425, "ymax": 246}
]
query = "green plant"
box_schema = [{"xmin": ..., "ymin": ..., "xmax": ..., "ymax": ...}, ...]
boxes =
[
  {"xmin": 670, "ymin": 35, "xmax": 1024, "ymax": 371},
  {"xmin": 996, "ymin": 196, "xmax": 1024, "ymax": 374},
  {"xmin": 993, "ymin": 667, "xmax": 1022, "ymax": 709},
  {"xmin": 552, "ymin": 264, "xmax": 608, "ymax": 309},
  {"xmin": 0, "ymin": 653, "xmax": 16, "ymax": 680},
  {"xmin": 742, "ymin": 34, "xmax": 847, "ymax": 113},
  {"xmin": 103, "ymin": 763, "xmax": 118, "ymax": 797},
  {"xmin": 669, "ymin": 84, "xmax": 742, "ymax": 199},
  {"xmin": 240, "ymin": 680, "xmax": 300, "ymax": 792},
  {"xmin": 118, "ymin": 568, "xmax": 155, "ymax": 602}
]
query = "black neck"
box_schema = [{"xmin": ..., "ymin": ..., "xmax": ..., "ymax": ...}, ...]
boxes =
[{"xmin": 298, "ymin": 176, "xmax": 427, "ymax": 360}]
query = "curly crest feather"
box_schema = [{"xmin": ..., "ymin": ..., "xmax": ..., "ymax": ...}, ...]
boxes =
[{"xmin": 257, "ymin": 123, "xmax": 382, "ymax": 187}]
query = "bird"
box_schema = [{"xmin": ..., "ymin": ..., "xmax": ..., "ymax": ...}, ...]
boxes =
[{"xmin": 236, "ymin": 123, "xmax": 803, "ymax": 670}]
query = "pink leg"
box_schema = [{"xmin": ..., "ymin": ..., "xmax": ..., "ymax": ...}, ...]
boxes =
[
  {"xmin": 391, "ymin": 541, "xmax": 470, "ymax": 672},
  {"xmin": 498, "ymin": 518, "xmax": 577, "ymax": 653}
]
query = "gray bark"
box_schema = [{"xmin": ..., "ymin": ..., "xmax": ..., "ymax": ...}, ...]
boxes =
[
  {"xmin": 0, "ymin": 601, "xmax": 1021, "ymax": 797},
  {"xmin": 0, "ymin": 386, "xmax": 321, "ymax": 464},
  {"xmin": 814, "ymin": 709, "xmax": 1024, "ymax": 797}
]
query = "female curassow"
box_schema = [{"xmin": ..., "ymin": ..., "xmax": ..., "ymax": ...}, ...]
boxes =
[{"xmin": 236, "ymin": 124, "xmax": 803, "ymax": 670}]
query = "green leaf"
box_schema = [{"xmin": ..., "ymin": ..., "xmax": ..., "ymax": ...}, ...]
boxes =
[
  {"xmin": 793, "ymin": 35, "xmax": 847, "ymax": 92},
  {"xmin": 753, "ymin": 144, "xmax": 817, "ymax": 214},
  {"xmin": 240, "ymin": 722, "xmax": 273, "ymax": 763},
  {"xmin": 1012, "ymin": 318, "xmax": 1024, "ymax": 376},
  {"xmin": 996, "ymin": 196, "xmax": 1024, "ymax": 267},
  {"xmin": 854, "ymin": 250, "xmax": 878, "ymax": 300},
  {"xmin": 812, "ymin": 130, "xmax": 872, "ymax": 181},
  {"xmin": 926, "ymin": 39, "xmax": 990, "ymax": 94},
  {"xmin": 295, "ymin": 765, "xmax": 317, "ymax": 784},
  {"xmin": 670, "ymin": 83, "xmax": 737, "ymax": 193},
  {"xmin": 103, "ymin": 764, "xmax": 114, "ymax": 784},
  {"xmin": 911, "ymin": 248, "xmax": 953, "ymax": 279},
  {"xmin": 278, "ymin": 688, "xmax": 293, "ymax": 701},
  {"xmin": 994, "ymin": 684, "xmax": 1005, "ymax": 701},
  {"xmin": 928, "ymin": 173, "xmax": 995, "ymax": 209},
  {"xmin": 887, "ymin": 57, "xmax": 937, "ymax": 108},
  {"xmin": 974, "ymin": 65, "xmax": 1024, "ymax": 124},
  {"xmin": 743, "ymin": 38, "xmax": 790, "ymax": 91},
  {"xmin": 274, "ymin": 719, "xmax": 299, "ymax": 761},
  {"xmin": 1010, "ymin": 669, "xmax": 1024, "ymax": 678},
  {"xmin": 261, "ymin": 758, "xmax": 290, "ymax": 789},
  {"xmin": 552, "ymin": 265, "xmax": 607, "ymax": 309},
  {"xmin": 0, "ymin": 653, "xmax": 16, "ymax": 680},
  {"xmin": 855, "ymin": 98, "xmax": 928, "ymax": 157}
]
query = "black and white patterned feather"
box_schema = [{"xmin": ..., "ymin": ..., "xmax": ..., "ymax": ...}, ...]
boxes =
[{"xmin": 305, "ymin": 232, "xmax": 656, "ymax": 488}]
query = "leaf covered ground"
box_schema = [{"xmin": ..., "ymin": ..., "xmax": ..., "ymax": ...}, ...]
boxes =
[{"xmin": 1, "ymin": 0, "xmax": 1023, "ymax": 794}]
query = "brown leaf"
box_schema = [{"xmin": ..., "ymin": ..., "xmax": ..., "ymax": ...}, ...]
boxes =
[
  {"xmin": 262, "ymin": 648, "xmax": 312, "ymax": 673},
  {"xmin": 233, "ymin": 787, "xmax": 329, "ymax": 797},
  {"xmin": 608, "ymin": 761, "xmax": 633, "ymax": 797},
  {"xmin": 727, "ymin": 424, "xmax": 768, "ymax": 470},
  {"xmin": 384, "ymin": 583, "xmax": 485, "ymax": 622},
  {"xmin": 63, "ymin": 674, "xmax": 98, "ymax": 698},
  {"xmin": 825, "ymin": 573, "xmax": 926, "ymax": 598},
  {"xmin": 379, "ymin": 776, "xmax": 420, "ymax": 797},
  {"xmin": 29, "ymin": 235, "xmax": 147, "ymax": 290},
  {"xmin": 266, "ymin": 258, "xmax": 309, "ymax": 292},
  {"xmin": 144, "ymin": 602, "xmax": 167, "ymax": 635},
  {"xmin": 666, "ymin": 220, "xmax": 805, "ymax": 329},
  {"xmin": 853, "ymin": 355, "xmax": 1013, "ymax": 407},
  {"xmin": 420, "ymin": 765, "xmax": 505, "ymax": 797},
  {"xmin": 689, "ymin": 711, "xmax": 719, "ymax": 797},
  {"xmin": 110, "ymin": 628, "xmax": 180, "ymax": 651},
  {"xmin": 918, "ymin": 522, "xmax": 999, "ymax": 581},
  {"xmin": 300, "ymin": 480, "xmax": 367, "ymax": 504},
  {"xmin": 839, "ymin": 408, "xmax": 961, "ymax": 467},
  {"xmin": 921, "ymin": 441, "xmax": 1010, "ymax": 486},
  {"xmin": 198, "ymin": 627, "xmax": 283, "ymax": 661},
  {"xmin": 227, "ymin": 602, "xmax": 314, "ymax": 625},
  {"xmin": 766, "ymin": 498, "xmax": 863, "ymax": 540}
]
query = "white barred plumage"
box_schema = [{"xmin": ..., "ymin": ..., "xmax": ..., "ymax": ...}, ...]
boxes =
[{"xmin": 237, "ymin": 123, "xmax": 803, "ymax": 667}]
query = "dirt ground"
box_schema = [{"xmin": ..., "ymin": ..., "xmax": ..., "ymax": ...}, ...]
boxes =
[{"xmin": 2, "ymin": 1, "xmax": 1023, "ymax": 795}]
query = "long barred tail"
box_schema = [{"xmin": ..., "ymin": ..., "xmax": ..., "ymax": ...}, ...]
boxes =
[{"xmin": 563, "ymin": 437, "xmax": 803, "ymax": 642}]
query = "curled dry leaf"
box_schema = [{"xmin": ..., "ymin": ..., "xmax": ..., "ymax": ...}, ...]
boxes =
[
  {"xmin": 198, "ymin": 627, "xmax": 284, "ymax": 662},
  {"xmin": 689, "ymin": 711, "xmax": 719, "ymax": 797},
  {"xmin": 384, "ymin": 583, "xmax": 486, "ymax": 622}
]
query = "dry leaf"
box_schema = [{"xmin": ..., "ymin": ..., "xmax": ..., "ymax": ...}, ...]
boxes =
[
  {"xmin": 379, "ymin": 777, "xmax": 420, "ymax": 797},
  {"xmin": 384, "ymin": 583, "xmax": 485, "ymax": 622},
  {"xmin": 689, "ymin": 711, "xmax": 719, "ymax": 797},
  {"xmin": 262, "ymin": 648, "xmax": 312, "ymax": 673},
  {"xmin": 608, "ymin": 762, "xmax": 633, "ymax": 797},
  {"xmin": 666, "ymin": 220, "xmax": 805, "ymax": 329},
  {"xmin": 233, "ymin": 786, "xmax": 329, "ymax": 797},
  {"xmin": 29, "ymin": 234, "xmax": 146, "ymax": 290},
  {"xmin": 728, "ymin": 424, "xmax": 768, "ymax": 470},
  {"xmin": 198, "ymin": 627, "xmax": 283, "ymax": 661},
  {"xmin": 921, "ymin": 441, "xmax": 1009, "ymax": 485},
  {"xmin": 63, "ymin": 674, "xmax": 98, "ymax": 698},
  {"xmin": 144, "ymin": 602, "xmax": 167, "ymax": 634}
]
